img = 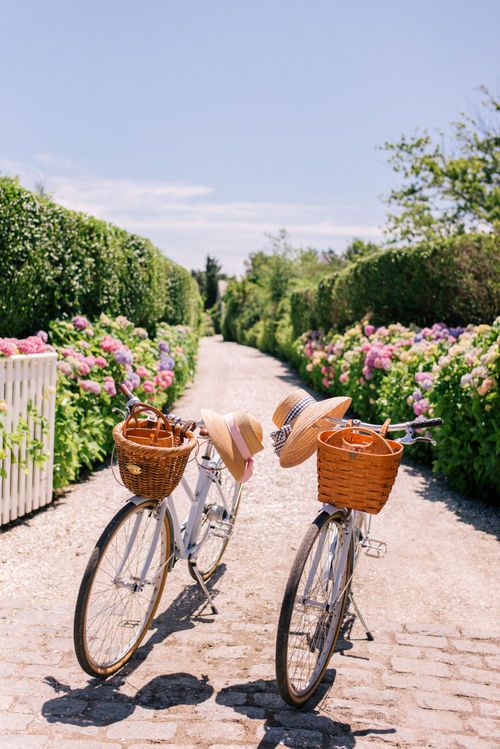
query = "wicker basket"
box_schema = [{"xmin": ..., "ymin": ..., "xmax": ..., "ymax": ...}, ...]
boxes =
[
  {"xmin": 113, "ymin": 406, "xmax": 196, "ymax": 499},
  {"xmin": 317, "ymin": 427, "xmax": 403, "ymax": 514},
  {"xmin": 121, "ymin": 404, "xmax": 175, "ymax": 447}
]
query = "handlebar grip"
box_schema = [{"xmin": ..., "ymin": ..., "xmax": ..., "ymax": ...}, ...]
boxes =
[
  {"xmin": 408, "ymin": 417, "xmax": 443, "ymax": 429},
  {"xmin": 120, "ymin": 383, "xmax": 134, "ymax": 400}
]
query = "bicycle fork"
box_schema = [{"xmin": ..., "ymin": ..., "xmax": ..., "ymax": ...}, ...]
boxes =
[{"xmin": 114, "ymin": 500, "xmax": 169, "ymax": 592}]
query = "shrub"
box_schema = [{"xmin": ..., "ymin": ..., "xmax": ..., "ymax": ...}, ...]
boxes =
[
  {"xmin": 295, "ymin": 319, "xmax": 499, "ymax": 499},
  {"xmin": 317, "ymin": 234, "xmax": 500, "ymax": 331},
  {"xmin": 290, "ymin": 287, "xmax": 318, "ymax": 339},
  {"xmin": 0, "ymin": 178, "xmax": 201, "ymax": 337}
]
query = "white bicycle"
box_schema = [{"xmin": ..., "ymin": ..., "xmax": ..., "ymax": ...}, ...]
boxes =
[
  {"xmin": 73, "ymin": 387, "xmax": 242, "ymax": 678},
  {"xmin": 275, "ymin": 413, "xmax": 442, "ymax": 707}
]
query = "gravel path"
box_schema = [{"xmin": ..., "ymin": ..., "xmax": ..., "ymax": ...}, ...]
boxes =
[{"xmin": 0, "ymin": 335, "xmax": 499, "ymax": 749}]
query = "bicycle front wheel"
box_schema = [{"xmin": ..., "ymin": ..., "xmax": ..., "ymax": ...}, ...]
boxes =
[
  {"xmin": 276, "ymin": 509, "xmax": 353, "ymax": 707},
  {"xmin": 188, "ymin": 461, "xmax": 242, "ymax": 582},
  {"xmin": 74, "ymin": 499, "xmax": 172, "ymax": 677}
]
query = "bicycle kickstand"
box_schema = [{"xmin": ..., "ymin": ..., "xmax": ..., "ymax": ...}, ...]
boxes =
[
  {"xmin": 348, "ymin": 592, "xmax": 374, "ymax": 641},
  {"xmin": 190, "ymin": 563, "xmax": 218, "ymax": 615}
]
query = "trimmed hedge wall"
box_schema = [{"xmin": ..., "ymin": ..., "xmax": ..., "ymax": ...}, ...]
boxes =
[
  {"xmin": 316, "ymin": 234, "xmax": 500, "ymax": 331},
  {"xmin": 0, "ymin": 178, "xmax": 202, "ymax": 337}
]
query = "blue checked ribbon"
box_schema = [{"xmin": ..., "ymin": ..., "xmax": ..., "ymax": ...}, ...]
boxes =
[{"xmin": 270, "ymin": 396, "xmax": 315, "ymax": 456}]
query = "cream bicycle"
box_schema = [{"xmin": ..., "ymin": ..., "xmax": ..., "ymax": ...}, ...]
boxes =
[
  {"xmin": 74, "ymin": 386, "xmax": 242, "ymax": 677},
  {"xmin": 275, "ymin": 414, "xmax": 442, "ymax": 707}
]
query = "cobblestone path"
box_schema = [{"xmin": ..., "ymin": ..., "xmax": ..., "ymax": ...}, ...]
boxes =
[{"xmin": 1, "ymin": 336, "xmax": 499, "ymax": 749}]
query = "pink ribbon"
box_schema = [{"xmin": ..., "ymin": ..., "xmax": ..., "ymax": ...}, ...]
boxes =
[{"xmin": 224, "ymin": 412, "xmax": 254, "ymax": 482}]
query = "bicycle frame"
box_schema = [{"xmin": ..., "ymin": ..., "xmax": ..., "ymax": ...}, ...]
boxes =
[{"xmin": 123, "ymin": 439, "xmax": 241, "ymax": 589}]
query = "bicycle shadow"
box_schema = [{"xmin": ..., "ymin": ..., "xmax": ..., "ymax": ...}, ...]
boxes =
[
  {"xmin": 41, "ymin": 567, "xmax": 225, "ymax": 727},
  {"xmin": 216, "ymin": 677, "xmax": 396, "ymax": 749}
]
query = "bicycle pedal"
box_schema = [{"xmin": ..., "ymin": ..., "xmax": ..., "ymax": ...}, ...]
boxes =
[{"xmin": 362, "ymin": 537, "xmax": 387, "ymax": 558}]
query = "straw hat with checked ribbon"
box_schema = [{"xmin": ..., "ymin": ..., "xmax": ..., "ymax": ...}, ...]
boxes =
[
  {"xmin": 201, "ymin": 409, "xmax": 264, "ymax": 482},
  {"xmin": 271, "ymin": 389, "xmax": 351, "ymax": 468}
]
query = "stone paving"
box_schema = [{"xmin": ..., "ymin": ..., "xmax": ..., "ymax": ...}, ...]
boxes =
[{"xmin": 0, "ymin": 336, "xmax": 499, "ymax": 748}]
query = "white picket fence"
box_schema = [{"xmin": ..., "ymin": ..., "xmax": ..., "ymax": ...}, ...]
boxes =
[{"xmin": 0, "ymin": 353, "xmax": 57, "ymax": 526}]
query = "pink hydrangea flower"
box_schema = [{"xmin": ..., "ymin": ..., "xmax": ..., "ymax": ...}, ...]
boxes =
[
  {"xmin": 103, "ymin": 376, "xmax": 116, "ymax": 396},
  {"xmin": 95, "ymin": 356, "xmax": 107, "ymax": 368},
  {"xmin": 478, "ymin": 378, "xmax": 495, "ymax": 396},
  {"xmin": 339, "ymin": 372, "xmax": 348, "ymax": 384},
  {"xmin": 0, "ymin": 339, "xmax": 18, "ymax": 357},
  {"xmin": 143, "ymin": 380, "xmax": 155, "ymax": 393},
  {"xmin": 78, "ymin": 379, "xmax": 101, "ymax": 395},
  {"xmin": 16, "ymin": 336, "xmax": 47, "ymax": 355},
  {"xmin": 78, "ymin": 362, "xmax": 91, "ymax": 376},
  {"xmin": 413, "ymin": 398, "xmax": 430, "ymax": 416},
  {"xmin": 72, "ymin": 315, "xmax": 89, "ymax": 330},
  {"xmin": 100, "ymin": 336, "xmax": 123, "ymax": 353},
  {"xmin": 136, "ymin": 366, "xmax": 150, "ymax": 378},
  {"xmin": 155, "ymin": 371, "xmax": 174, "ymax": 390},
  {"xmin": 364, "ymin": 324, "xmax": 375, "ymax": 336},
  {"xmin": 57, "ymin": 361, "xmax": 72, "ymax": 376}
]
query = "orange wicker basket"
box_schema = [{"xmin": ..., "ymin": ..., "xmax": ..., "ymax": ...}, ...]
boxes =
[
  {"xmin": 113, "ymin": 405, "xmax": 196, "ymax": 499},
  {"xmin": 317, "ymin": 427, "xmax": 403, "ymax": 514}
]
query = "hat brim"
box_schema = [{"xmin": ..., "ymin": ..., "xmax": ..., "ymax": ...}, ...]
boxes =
[
  {"xmin": 200, "ymin": 409, "xmax": 251, "ymax": 482},
  {"xmin": 279, "ymin": 396, "xmax": 351, "ymax": 468}
]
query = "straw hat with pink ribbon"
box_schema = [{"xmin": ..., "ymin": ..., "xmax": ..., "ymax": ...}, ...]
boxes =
[
  {"xmin": 200, "ymin": 409, "xmax": 264, "ymax": 482},
  {"xmin": 271, "ymin": 388, "xmax": 351, "ymax": 468}
]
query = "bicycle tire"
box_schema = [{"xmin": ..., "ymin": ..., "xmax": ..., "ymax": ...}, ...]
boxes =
[
  {"xmin": 74, "ymin": 499, "xmax": 172, "ymax": 677},
  {"xmin": 188, "ymin": 462, "xmax": 243, "ymax": 582},
  {"xmin": 276, "ymin": 509, "xmax": 353, "ymax": 707}
]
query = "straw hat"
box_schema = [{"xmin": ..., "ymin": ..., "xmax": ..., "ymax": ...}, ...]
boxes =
[
  {"xmin": 200, "ymin": 408, "xmax": 264, "ymax": 482},
  {"xmin": 271, "ymin": 388, "xmax": 351, "ymax": 468}
]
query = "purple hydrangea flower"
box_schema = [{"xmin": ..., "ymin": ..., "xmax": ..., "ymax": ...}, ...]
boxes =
[
  {"xmin": 115, "ymin": 347, "xmax": 133, "ymax": 366},
  {"xmin": 159, "ymin": 354, "xmax": 175, "ymax": 371},
  {"xmin": 128, "ymin": 372, "xmax": 140, "ymax": 389},
  {"xmin": 159, "ymin": 341, "xmax": 170, "ymax": 353}
]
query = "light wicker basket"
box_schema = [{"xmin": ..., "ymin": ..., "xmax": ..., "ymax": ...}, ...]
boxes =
[
  {"xmin": 113, "ymin": 405, "xmax": 196, "ymax": 499},
  {"xmin": 317, "ymin": 427, "xmax": 403, "ymax": 514}
]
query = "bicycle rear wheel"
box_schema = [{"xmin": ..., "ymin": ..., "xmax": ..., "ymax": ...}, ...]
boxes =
[
  {"xmin": 74, "ymin": 499, "xmax": 172, "ymax": 677},
  {"xmin": 276, "ymin": 509, "xmax": 353, "ymax": 707},
  {"xmin": 188, "ymin": 460, "xmax": 242, "ymax": 582}
]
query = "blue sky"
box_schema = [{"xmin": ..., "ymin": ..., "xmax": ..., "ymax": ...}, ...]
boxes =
[{"xmin": 1, "ymin": 1, "xmax": 498, "ymax": 273}]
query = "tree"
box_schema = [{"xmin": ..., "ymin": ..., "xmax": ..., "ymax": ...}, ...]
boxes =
[
  {"xmin": 382, "ymin": 87, "xmax": 500, "ymax": 243},
  {"xmin": 204, "ymin": 255, "xmax": 222, "ymax": 309},
  {"xmin": 342, "ymin": 238, "xmax": 380, "ymax": 263}
]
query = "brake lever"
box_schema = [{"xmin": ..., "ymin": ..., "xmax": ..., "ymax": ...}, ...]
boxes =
[{"xmin": 398, "ymin": 426, "xmax": 436, "ymax": 447}]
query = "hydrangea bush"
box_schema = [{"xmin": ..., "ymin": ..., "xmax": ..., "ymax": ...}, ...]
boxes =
[
  {"xmin": 0, "ymin": 315, "xmax": 198, "ymax": 489},
  {"xmin": 295, "ymin": 320, "xmax": 499, "ymax": 498}
]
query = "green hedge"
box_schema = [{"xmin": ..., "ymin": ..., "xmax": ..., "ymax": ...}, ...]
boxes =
[
  {"xmin": 0, "ymin": 178, "xmax": 202, "ymax": 337},
  {"xmin": 317, "ymin": 234, "xmax": 500, "ymax": 331}
]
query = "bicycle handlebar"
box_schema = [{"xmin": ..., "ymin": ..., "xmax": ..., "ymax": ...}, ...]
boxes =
[{"xmin": 405, "ymin": 417, "xmax": 443, "ymax": 430}]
